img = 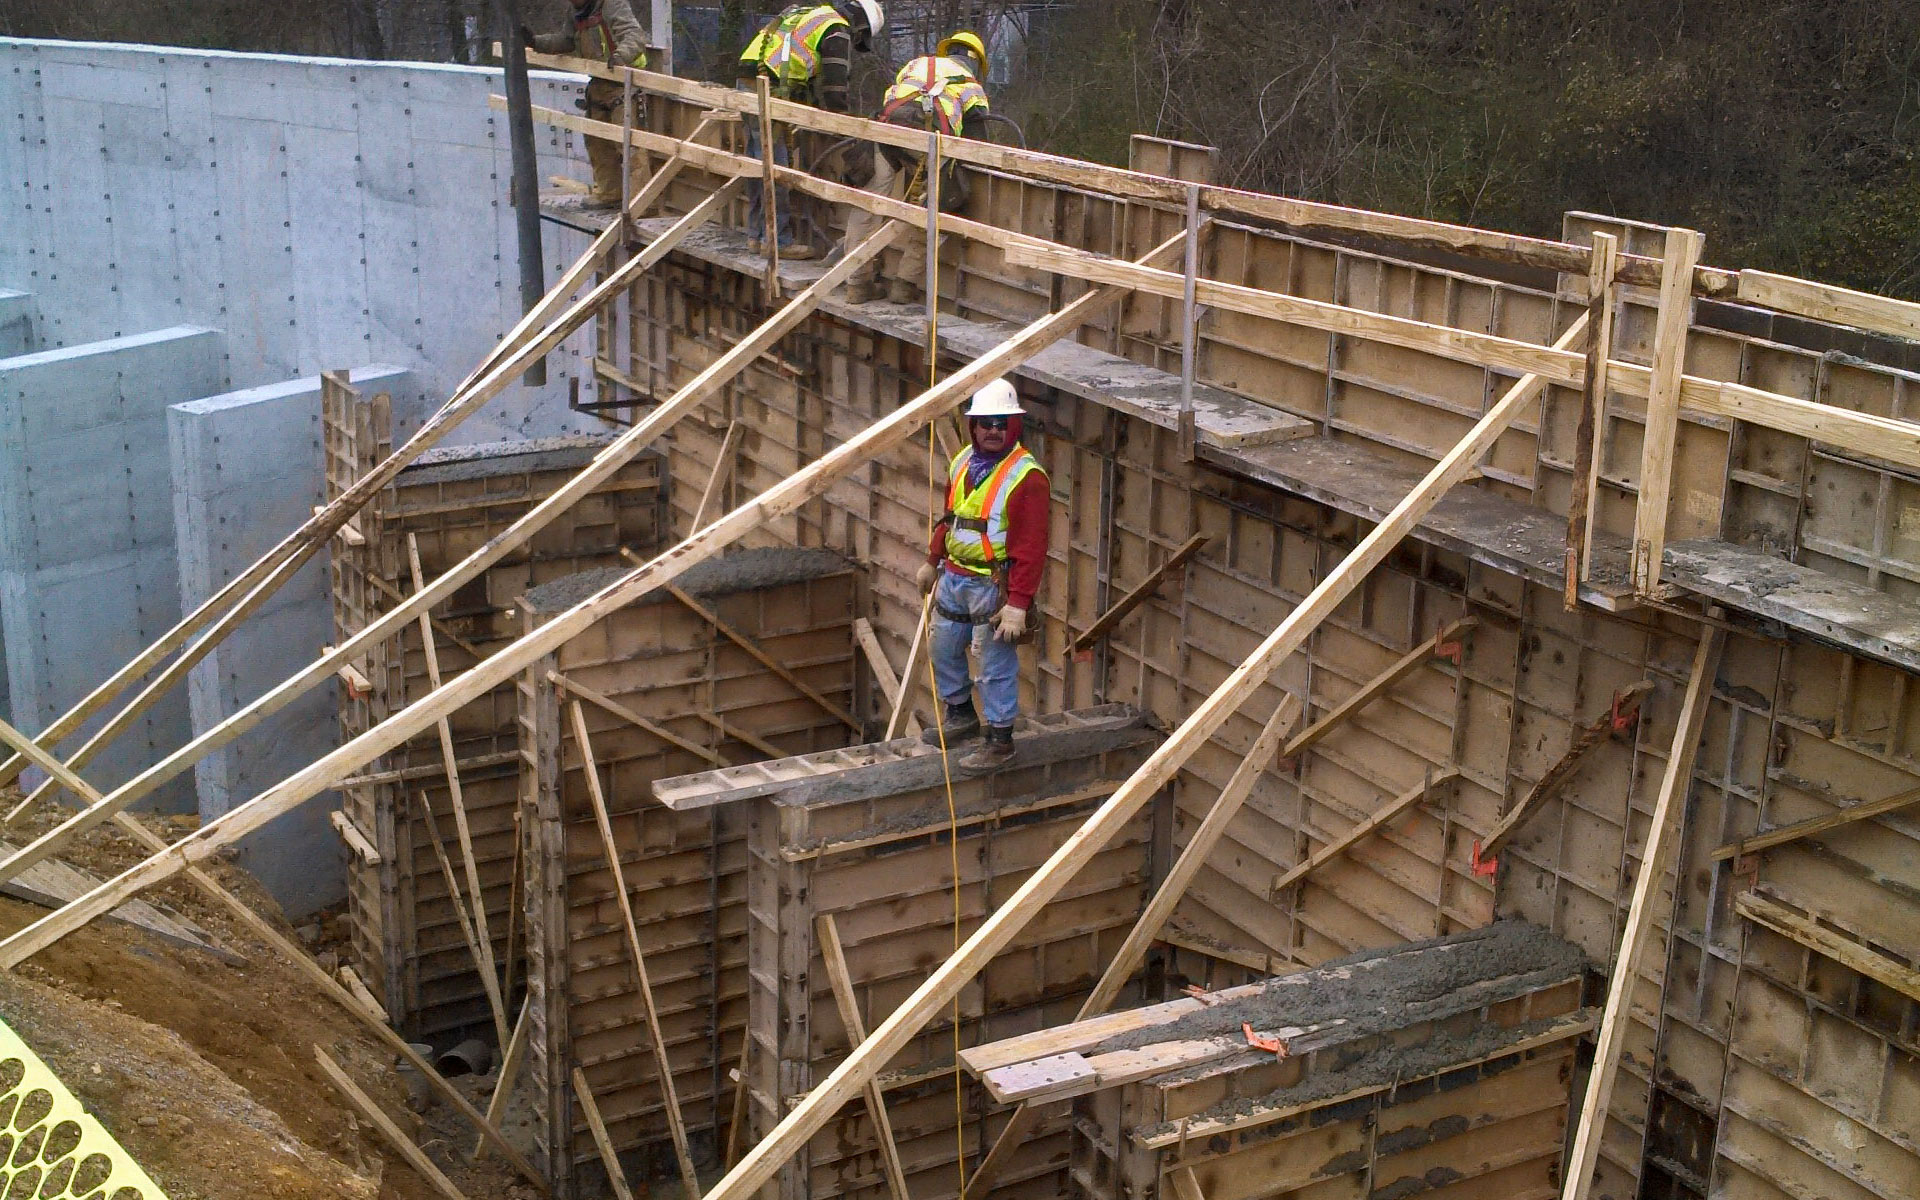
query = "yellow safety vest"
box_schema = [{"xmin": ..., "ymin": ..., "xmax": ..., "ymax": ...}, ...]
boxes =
[
  {"xmin": 943, "ymin": 445, "xmax": 1043, "ymax": 574},
  {"xmin": 576, "ymin": 11, "xmax": 646, "ymax": 68},
  {"xmin": 881, "ymin": 55, "xmax": 989, "ymax": 136},
  {"xmin": 740, "ymin": 4, "xmax": 847, "ymax": 95}
]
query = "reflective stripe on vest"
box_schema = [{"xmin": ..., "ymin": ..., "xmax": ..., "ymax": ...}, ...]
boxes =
[
  {"xmin": 880, "ymin": 55, "xmax": 988, "ymax": 135},
  {"xmin": 741, "ymin": 4, "xmax": 846, "ymax": 90},
  {"xmin": 944, "ymin": 445, "xmax": 1042, "ymax": 574},
  {"xmin": 575, "ymin": 7, "xmax": 644, "ymax": 67}
]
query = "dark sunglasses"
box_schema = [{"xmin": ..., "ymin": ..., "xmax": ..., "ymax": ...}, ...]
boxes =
[{"xmin": 972, "ymin": 416, "xmax": 1011, "ymax": 430}]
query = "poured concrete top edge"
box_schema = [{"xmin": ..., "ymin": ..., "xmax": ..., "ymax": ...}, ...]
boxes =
[
  {"xmin": 521, "ymin": 546, "xmax": 855, "ymax": 613},
  {"xmin": 1664, "ymin": 538, "xmax": 1920, "ymax": 673},
  {"xmin": 564, "ymin": 205, "xmax": 1314, "ymax": 451},
  {"xmin": 650, "ymin": 703, "xmax": 1153, "ymax": 810},
  {"xmin": 398, "ymin": 432, "xmax": 650, "ymax": 486},
  {"xmin": 1204, "ymin": 435, "xmax": 1640, "ymax": 608}
]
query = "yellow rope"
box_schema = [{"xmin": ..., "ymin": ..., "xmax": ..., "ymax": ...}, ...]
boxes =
[{"xmin": 916, "ymin": 125, "xmax": 971, "ymax": 1196}]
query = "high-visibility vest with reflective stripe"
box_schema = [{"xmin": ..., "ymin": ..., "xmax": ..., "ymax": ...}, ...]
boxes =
[
  {"xmin": 575, "ymin": 5, "xmax": 645, "ymax": 68},
  {"xmin": 943, "ymin": 445, "xmax": 1043, "ymax": 574},
  {"xmin": 741, "ymin": 4, "xmax": 847, "ymax": 92},
  {"xmin": 881, "ymin": 54, "xmax": 989, "ymax": 136}
]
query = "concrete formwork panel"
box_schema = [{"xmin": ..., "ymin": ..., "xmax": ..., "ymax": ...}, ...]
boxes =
[
  {"xmin": 0, "ymin": 290, "xmax": 36, "ymax": 358},
  {"xmin": 0, "ymin": 325, "xmax": 226, "ymax": 809},
  {"xmin": 168, "ymin": 364, "xmax": 412, "ymax": 916}
]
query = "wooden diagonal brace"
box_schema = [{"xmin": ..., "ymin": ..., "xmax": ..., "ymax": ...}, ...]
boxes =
[
  {"xmin": 1068, "ymin": 533, "xmax": 1209, "ymax": 657},
  {"xmin": 816, "ymin": 914, "xmax": 912, "ymax": 1200},
  {"xmin": 1712, "ymin": 782, "xmax": 1920, "ymax": 863},
  {"xmin": 1480, "ymin": 679, "xmax": 1653, "ymax": 860},
  {"xmin": 660, "ymin": 575, "xmax": 860, "ymax": 732},
  {"xmin": 1268, "ymin": 768, "xmax": 1462, "ymax": 897}
]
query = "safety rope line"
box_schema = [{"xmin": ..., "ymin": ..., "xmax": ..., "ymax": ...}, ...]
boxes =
[{"xmin": 916, "ymin": 122, "xmax": 971, "ymax": 1197}]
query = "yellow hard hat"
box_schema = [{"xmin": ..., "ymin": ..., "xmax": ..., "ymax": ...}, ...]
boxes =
[{"xmin": 937, "ymin": 31, "xmax": 987, "ymax": 70}]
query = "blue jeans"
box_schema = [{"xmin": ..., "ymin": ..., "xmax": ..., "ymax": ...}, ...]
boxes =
[
  {"xmin": 931, "ymin": 570, "xmax": 1021, "ymax": 728},
  {"xmin": 743, "ymin": 119, "xmax": 797, "ymax": 249}
]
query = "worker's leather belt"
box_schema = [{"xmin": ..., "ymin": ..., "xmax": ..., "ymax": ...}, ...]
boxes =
[{"xmin": 936, "ymin": 604, "xmax": 994, "ymax": 625}]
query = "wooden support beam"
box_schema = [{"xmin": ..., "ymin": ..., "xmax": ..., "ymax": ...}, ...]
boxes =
[
  {"xmin": 408, "ymin": 535, "xmax": 510, "ymax": 1050},
  {"xmin": 1712, "ymin": 782, "xmax": 1920, "ymax": 862},
  {"xmin": 1268, "ymin": 768, "xmax": 1461, "ymax": 896},
  {"xmin": 965, "ymin": 692, "xmax": 1303, "ymax": 1198},
  {"xmin": 518, "ymin": 49, "xmax": 1737, "ymax": 296},
  {"xmin": 474, "ymin": 999, "xmax": 531, "ymax": 1160},
  {"xmin": 815, "ymin": 914, "xmax": 912, "ymax": 1200},
  {"xmin": 552, "ymin": 670, "xmax": 730, "ymax": 768},
  {"xmin": 754, "ymin": 76, "xmax": 780, "ymax": 292},
  {"xmin": 1560, "ymin": 628, "xmax": 1722, "ymax": 1200},
  {"xmin": 569, "ymin": 702, "xmax": 705, "ymax": 1200},
  {"xmin": 329, "ymin": 809, "xmax": 381, "ymax": 865},
  {"xmin": 1735, "ymin": 269, "xmax": 1920, "ymax": 343},
  {"xmin": 0, "ymin": 195, "xmax": 884, "ymax": 890},
  {"xmin": 1482, "ymin": 681, "xmax": 1652, "ymax": 859},
  {"xmin": 695, "ymin": 710, "xmax": 786, "ymax": 760},
  {"xmin": 1566, "ymin": 232, "xmax": 1619, "ymax": 607},
  {"xmin": 0, "ymin": 232, "xmax": 1183, "ymax": 1072},
  {"xmin": 0, "ymin": 715, "xmax": 544, "ymax": 1190},
  {"xmin": 573, "ymin": 1066, "xmax": 638, "ymax": 1200},
  {"xmin": 367, "ymin": 572, "xmax": 488, "ymax": 660},
  {"xmin": 337, "ymin": 965, "xmax": 387, "ymax": 1024},
  {"xmin": 1170, "ymin": 1167, "xmax": 1208, "ymax": 1200},
  {"xmin": 417, "ymin": 791, "xmax": 513, "ymax": 1054},
  {"xmin": 854, "ymin": 618, "xmax": 920, "ymax": 737},
  {"xmin": 664, "ymin": 582, "xmax": 860, "ymax": 731},
  {"xmin": 886, "ymin": 595, "xmax": 934, "ymax": 742},
  {"xmin": 1068, "ymin": 533, "xmax": 1209, "ymax": 656},
  {"xmin": 0, "ymin": 171, "xmax": 736, "ymax": 808},
  {"xmin": 1735, "ymin": 889, "xmax": 1920, "ymax": 1002},
  {"xmin": 316, "ymin": 1045, "xmax": 472, "ymax": 1200},
  {"xmin": 693, "ymin": 421, "xmax": 745, "ymax": 531},
  {"xmin": 1630, "ymin": 228, "xmax": 1705, "ymax": 594},
  {"xmin": 1281, "ymin": 617, "xmax": 1476, "ymax": 761}
]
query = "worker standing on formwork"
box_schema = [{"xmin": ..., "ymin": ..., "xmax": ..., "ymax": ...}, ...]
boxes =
[
  {"xmin": 737, "ymin": 1, "xmax": 888, "ymax": 260},
  {"xmin": 841, "ymin": 31, "xmax": 991, "ymax": 305},
  {"xmin": 525, "ymin": 0, "xmax": 649, "ymax": 208},
  {"xmin": 916, "ymin": 379, "xmax": 1050, "ymax": 772}
]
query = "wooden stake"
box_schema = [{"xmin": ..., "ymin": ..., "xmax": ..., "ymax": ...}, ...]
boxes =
[
  {"xmin": 816, "ymin": 914, "xmax": 912, "ymax": 1200},
  {"xmin": 475, "ymin": 999, "xmax": 531, "ymax": 1160},
  {"xmin": 569, "ymin": 702, "xmax": 704, "ymax": 1200},
  {"xmin": 1629, "ymin": 228, "xmax": 1705, "ymax": 594},
  {"xmin": 0, "ymin": 716, "xmax": 544, "ymax": 1189},
  {"xmin": 1560, "ymin": 629, "xmax": 1722, "ymax": 1200},
  {"xmin": 316, "ymin": 1045, "xmax": 472, "ymax": 1200},
  {"xmin": 693, "ymin": 420, "xmax": 745, "ymax": 531},
  {"xmin": 552, "ymin": 670, "xmax": 729, "ymax": 768},
  {"xmin": 664, "ymin": 582, "xmax": 860, "ymax": 730},
  {"xmin": 1713, "ymin": 782, "xmax": 1920, "ymax": 862},
  {"xmin": 885, "ymin": 594, "xmax": 935, "ymax": 741},
  {"xmin": 1268, "ymin": 768, "xmax": 1461, "ymax": 896},
  {"xmin": 755, "ymin": 76, "xmax": 780, "ymax": 292},
  {"xmin": 408, "ymin": 534, "xmax": 510, "ymax": 1050},
  {"xmin": 574, "ymin": 1066, "xmax": 638, "ymax": 1200},
  {"xmin": 0, "ymin": 203, "xmax": 891, "ymax": 890},
  {"xmin": 725, "ymin": 1055, "xmax": 749, "ymax": 1166},
  {"xmin": 1566, "ymin": 232, "xmax": 1619, "ymax": 607},
  {"xmin": 417, "ymin": 791, "xmax": 513, "ymax": 1054}
]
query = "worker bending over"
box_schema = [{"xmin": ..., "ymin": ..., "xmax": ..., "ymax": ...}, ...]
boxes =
[
  {"xmin": 737, "ymin": 1, "xmax": 888, "ymax": 259},
  {"xmin": 527, "ymin": 0, "xmax": 648, "ymax": 208},
  {"xmin": 843, "ymin": 31, "xmax": 991, "ymax": 305},
  {"xmin": 917, "ymin": 379, "xmax": 1049, "ymax": 771}
]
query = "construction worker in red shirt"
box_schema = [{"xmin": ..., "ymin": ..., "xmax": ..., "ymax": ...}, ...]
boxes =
[
  {"xmin": 527, "ymin": 0, "xmax": 649, "ymax": 208},
  {"xmin": 737, "ymin": 1, "xmax": 887, "ymax": 259},
  {"xmin": 843, "ymin": 31, "xmax": 990, "ymax": 304},
  {"xmin": 915, "ymin": 378, "xmax": 1049, "ymax": 771}
]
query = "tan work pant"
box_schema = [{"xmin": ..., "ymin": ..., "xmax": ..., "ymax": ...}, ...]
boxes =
[{"xmin": 840, "ymin": 147, "xmax": 926, "ymax": 289}]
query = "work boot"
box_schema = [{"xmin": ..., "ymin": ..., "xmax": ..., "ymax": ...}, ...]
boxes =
[
  {"xmin": 887, "ymin": 278, "xmax": 919, "ymax": 305},
  {"xmin": 845, "ymin": 279, "xmax": 883, "ymax": 304},
  {"xmin": 921, "ymin": 701, "xmax": 981, "ymax": 746},
  {"xmin": 781, "ymin": 242, "xmax": 817, "ymax": 261},
  {"xmin": 583, "ymin": 190, "xmax": 621, "ymax": 210},
  {"xmin": 747, "ymin": 237, "xmax": 764, "ymax": 256},
  {"xmin": 959, "ymin": 725, "xmax": 1015, "ymax": 773}
]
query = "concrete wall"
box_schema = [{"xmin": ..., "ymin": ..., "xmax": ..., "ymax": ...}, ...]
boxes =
[
  {"xmin": 0, "ymin": 36, "xmax": 607, "ymax": 444},
  {"xmin": 0, "ymin": 326, "xmax": 228, "ymax": 810},
  {"xmin": 169, "ymin": 365, "xmax": 419, "ymax": 915}
]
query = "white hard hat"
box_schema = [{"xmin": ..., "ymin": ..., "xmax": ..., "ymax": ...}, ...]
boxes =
[
  {"xmin": 964, "ymin": 379, "xmax": 1023, "ymax": 418},
  {"xmin": 838, "ymin": 0, "xmax": 885, "ymax": 47}
]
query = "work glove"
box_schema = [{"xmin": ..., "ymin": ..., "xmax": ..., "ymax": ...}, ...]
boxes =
[
  {"xmin": 993, "ymin": 605, "xmax": 1028, "ymax": 642},
  {"xmin": 916, "ymin": 562, "xmax": 940, "ymax": 593}
]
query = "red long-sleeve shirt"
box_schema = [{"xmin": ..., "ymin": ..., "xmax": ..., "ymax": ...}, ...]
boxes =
[{"xmin": 927, "ymin": 468, "xmax": 1050, "ymax": 610}]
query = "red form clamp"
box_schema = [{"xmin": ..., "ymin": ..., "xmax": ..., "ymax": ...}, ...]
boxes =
[
  {"xmin": 1471, "ymin": 838, "xmax": 1498, "ymax": 877},
  {"xmin": 1182, "ymin": 984, "xmax": 1221, "ymax": 1006},
  {"xmin": 1434, "ymin": 633, "xmax": 1465, "ymax": 666},
  {"xmin": 1243, "ymin": 1022, "xmax": 1290, "ymax": 1059}
]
